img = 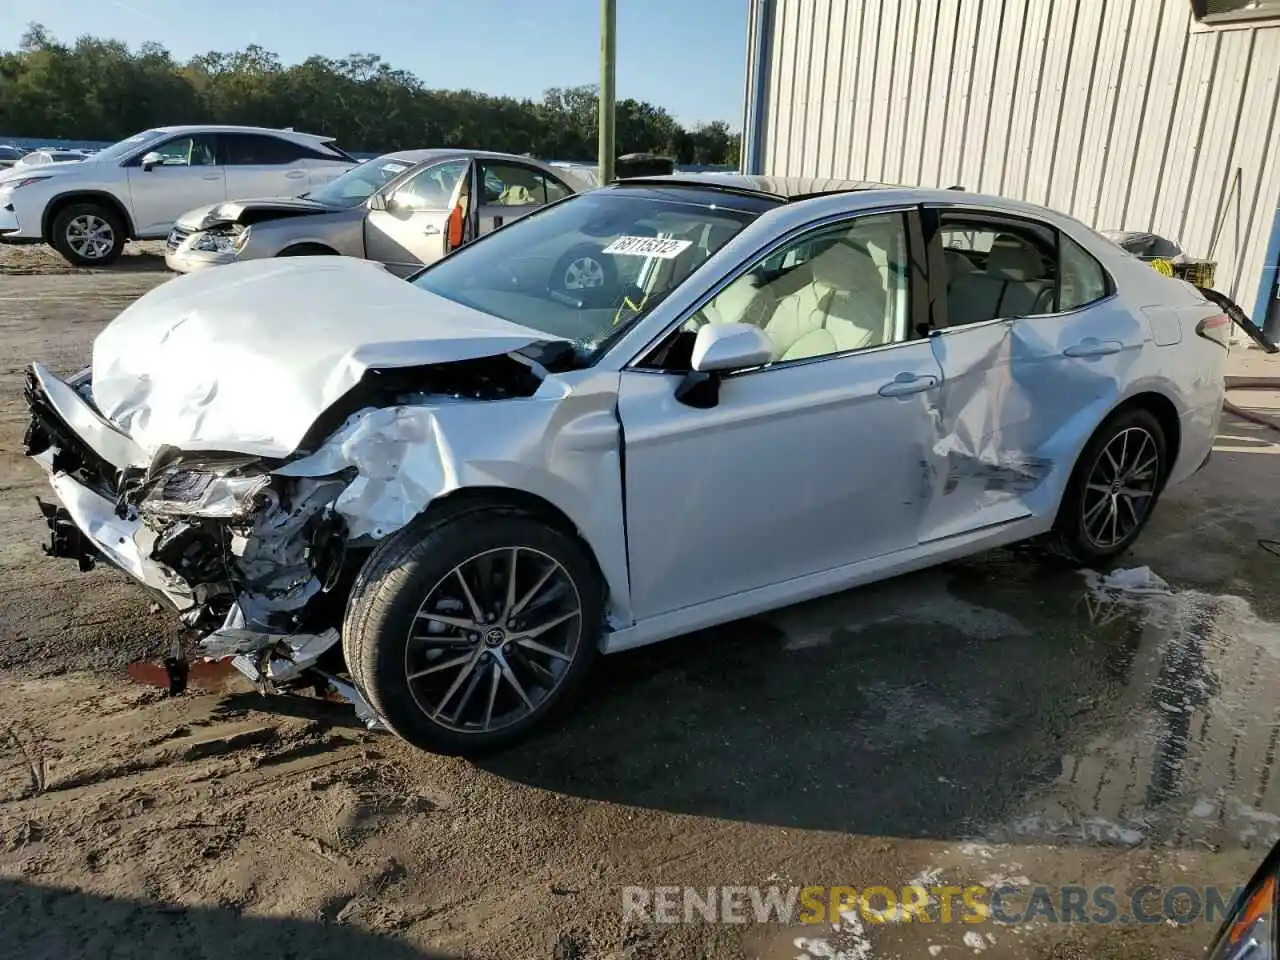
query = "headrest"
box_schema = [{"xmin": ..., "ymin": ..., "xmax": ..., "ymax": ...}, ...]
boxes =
[
  {"xmin": 944, "ymin": 248, "xmax": 978, "ymax": 276},
  {"xmin": 987, "ymin": 234, "xmax": 1043, "ymax": 280},
  {"xmin": 810, "ymin": 239, "xmax": 884, "ymax": 293}
]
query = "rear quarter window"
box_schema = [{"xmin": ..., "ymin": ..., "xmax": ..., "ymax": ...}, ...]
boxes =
[{"xmin": 1060, "ymin": 234, "xmax": 1113, "ymax": 311}]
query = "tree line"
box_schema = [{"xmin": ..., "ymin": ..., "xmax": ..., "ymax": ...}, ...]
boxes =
[{"xmin": 0, "ymin": 25, "xmax": 740, "ymax": 166}]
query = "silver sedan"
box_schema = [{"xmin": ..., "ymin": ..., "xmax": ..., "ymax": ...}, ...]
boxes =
[
  {"xmin": 165, "ymin": 148, "xmax": 590, "ymax": 278},
  {"xmin": 27, "ymin": 174, "xmax": 1227, "ymax": 755}
]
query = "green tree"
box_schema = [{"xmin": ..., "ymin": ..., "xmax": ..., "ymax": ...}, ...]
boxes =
[{"xmin": 0, "ymin": 24, "xmax": 741, "ymax": 166}]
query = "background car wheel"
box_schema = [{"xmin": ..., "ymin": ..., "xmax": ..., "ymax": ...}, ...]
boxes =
[
  {"xmin": 551, "ymin": 243, "xmax": 616, "ymax": 298},
  {"xmin": 342, "ymin": 504, "xmax": 603, "ymax": 756},
  {"xmin": 50, "ymin": 202, "xmax": 125, "ymax": 267},
  {"xmin": 1040, "ymin": 405, "xmax": 1168, "ymax": 567},
  {"xmin": 278, "ymin": 244, "xmax": 336, "ymax": 257}
]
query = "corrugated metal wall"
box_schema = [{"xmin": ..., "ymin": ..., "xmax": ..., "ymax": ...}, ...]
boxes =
[{"xmin": 757, "ymin": 0, "xmax": 1280, "ymax": 307}]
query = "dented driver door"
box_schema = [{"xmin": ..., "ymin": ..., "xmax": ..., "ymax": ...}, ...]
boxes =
[{"xmin": 364, "ymin": 158, "xmax": 471, "ymax": 277}]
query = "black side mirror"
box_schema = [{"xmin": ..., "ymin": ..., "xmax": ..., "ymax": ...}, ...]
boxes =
[{"xmin": 674, "ymin": 371, "xmax": 721, "ymax": 409}]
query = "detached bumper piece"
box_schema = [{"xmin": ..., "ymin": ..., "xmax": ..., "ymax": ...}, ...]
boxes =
[{"xmin": 36, "ymin": 498, "xmax": 100, "ymax": 572}]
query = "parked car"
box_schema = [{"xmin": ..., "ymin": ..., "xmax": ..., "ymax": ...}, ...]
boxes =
[
  {"xmin": 25, "ymin": 175, "xmax": 1226, "ymax": 754},
  {"xmin": 11, "ymin": 149, "xmax": 90, "ymax": 170},
  {"xmin": 0, "ymin": 125, "xmax": 355, "ymax": 266},
  {"xmin": 0, "ymin": 144, "xmax": 30, "ymax": 168},
  {"xmin": 165, "ymin": 149, "xmax": 591, "ymax": 277}
]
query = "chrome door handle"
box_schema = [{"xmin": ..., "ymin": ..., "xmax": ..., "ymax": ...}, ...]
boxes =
[
  {"xmin": 201, "ymin": 174, "xmax": 221, "ymax": 181},
  {"xmin": 422, "ymin": 224, "xmax": 441, "ymax": 236},
  {"xmin": 1063, "ymin": 338, "xmax": 1123, "ymax": 357},
  {"xmin": 285, "ymin": 170, "xmax": 306, "ymax": 179},
  {"xmin": 878, "ymin": 373, "xmax": 939, "ymax": 397}
]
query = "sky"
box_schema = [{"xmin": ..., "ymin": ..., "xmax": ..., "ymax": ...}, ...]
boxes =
[{"xmin": 0, "ymin": 0, "xmax": 748, "ymax": 129}]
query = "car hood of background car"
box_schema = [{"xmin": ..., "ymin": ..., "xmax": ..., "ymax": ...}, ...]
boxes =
[
  {"xmin": 0, "ymin": 158, "xmax": 95, "ymax": 182},
  {"xmin": 89, "ymin": 256, "xmax": 566, "ymax": 460},
  {"xmin": 176, "ymin": 196, "xmax": 337, "ymax": 231}
]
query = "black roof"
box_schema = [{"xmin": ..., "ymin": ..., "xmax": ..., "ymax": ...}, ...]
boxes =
[{"xmin": 616, "ymin": 173, "xmax": 892, "ymax": 201}]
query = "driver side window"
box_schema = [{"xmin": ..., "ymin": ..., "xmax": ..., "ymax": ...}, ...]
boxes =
[
  {"xmin": 701, "ymin": 213, "xmax": 912, "ymax": 364},
  {"xmin": 151, "ymin": 135, "xmax": 217, "ymax": 167},
  {"xmin": 392, "ymin": 159, "xmax": 468, "ymax": 211}
]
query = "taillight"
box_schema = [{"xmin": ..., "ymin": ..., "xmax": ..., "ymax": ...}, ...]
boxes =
[{"xmin": 1197, "ymin": 314, "xmax": 1231, "ymax": 348}]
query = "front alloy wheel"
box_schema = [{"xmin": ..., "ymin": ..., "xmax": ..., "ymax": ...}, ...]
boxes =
[
  {"xmin": 51, "ymin": 202, "xmax": 125, "ymax": 267},
  {"xmin": 406, "ymin": 547, "xmax": 583, "ymax": 733},
  {"xmin": 342, "ymin": 506, "xmax": 603, "ymax": 755}
]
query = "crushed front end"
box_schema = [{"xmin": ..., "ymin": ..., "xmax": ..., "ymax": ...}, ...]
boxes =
[{"xmin": 23, "ymin": 363, "xmax": 383, "ymax": 727}]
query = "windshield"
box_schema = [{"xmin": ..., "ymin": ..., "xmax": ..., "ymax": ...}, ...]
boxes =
[
  {"xmin": 307, "ymin": 155, "xmax": 418, "ymax": 207},
  {"xmin": 411, "ymin": 190, "xmax": 757, "ymax": 360},
  {"xmin": 92, "ymin": 129, "xmax": 166, "ymax": 164}
]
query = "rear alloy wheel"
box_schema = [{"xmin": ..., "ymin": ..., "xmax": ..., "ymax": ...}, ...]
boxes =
[
  {"xmin": 51, "ymin": 202, "xmax": 125, "ymax": 267},
  {"xmin": 342, "ymin": 507, "xmax": 602, "ymax": 755},
  {"xmin": 1042, "ymin": 406, "xmax": 1168, "ymax": 566}
]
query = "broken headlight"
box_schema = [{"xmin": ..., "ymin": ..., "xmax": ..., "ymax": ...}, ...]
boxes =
[
  {"xmin": 140, "ymin": 465, "xmax": 271, "ymax": 519},
  {"xmin": 191, "ymin": 227, "xmax": 249, "ymax": 255}
]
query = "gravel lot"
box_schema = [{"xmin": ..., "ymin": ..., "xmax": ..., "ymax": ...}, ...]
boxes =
[{"xmin": 2, "ymin": 241, "xmax": 1279, "ymax": 959}]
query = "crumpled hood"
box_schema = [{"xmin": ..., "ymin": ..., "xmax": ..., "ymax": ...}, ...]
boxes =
[
  {"xmin": 177, "ymin": 196, "xmax": 332, "ymax": 230},
  {"xmin": 90, "ymin": 256, "xmax": 561, "ymax": 460}
]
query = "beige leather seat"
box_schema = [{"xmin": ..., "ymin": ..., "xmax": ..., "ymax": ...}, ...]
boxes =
[
  {"xmin": 762, "ymin": 240, "xmax": 888, "ymax": 361},
  {"xmin": 946, "ymin": 233, "xmax": 1054, "ymax": 325}
]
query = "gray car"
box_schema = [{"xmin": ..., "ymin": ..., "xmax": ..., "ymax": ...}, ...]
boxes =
[{"xmin": 165, "ymin": 148, "xmax": 589, "ymax": 278}]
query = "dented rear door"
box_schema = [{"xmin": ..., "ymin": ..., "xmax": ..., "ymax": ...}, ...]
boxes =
[{"xmin": 917, "ymin": 207, "xmax": 1148, "ymax": 543}]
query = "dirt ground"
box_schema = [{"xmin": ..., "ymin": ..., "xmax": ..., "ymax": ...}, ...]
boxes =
[{"xmin": 2, "ymin": 241, "xmax": 1280, "ymax": 960}]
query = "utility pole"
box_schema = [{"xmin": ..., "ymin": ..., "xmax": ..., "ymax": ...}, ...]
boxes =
[{"xmin": 598, "ymin": 0, "xmax": 616, "ymax": 185}]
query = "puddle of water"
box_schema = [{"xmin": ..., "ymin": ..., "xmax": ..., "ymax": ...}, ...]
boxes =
[
  {"xmin": 752, "ymin": 550, "xmax": 1280, "ymax": 851},
  {"xmin": 955, "ymin": 560, "xmax": 1280, "ymax": 852}
]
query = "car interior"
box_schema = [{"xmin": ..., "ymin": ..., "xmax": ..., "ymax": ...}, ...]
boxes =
[
  {"xmin": 649, "ymin": 215, "xmax": 908, "ymax": 368},
  {"xmin": 941, "ymin": 226, "xmax": 1058, "ymax": 325}
]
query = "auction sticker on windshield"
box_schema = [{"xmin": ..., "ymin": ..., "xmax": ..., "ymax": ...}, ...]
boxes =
[{"xmin": 603, "ymin": 236, "xmax": 693, "ymax": 259}]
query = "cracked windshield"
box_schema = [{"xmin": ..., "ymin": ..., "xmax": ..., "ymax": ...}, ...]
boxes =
[{"xmin": 2, "ymin": 1, "xmax": 1280, "ymax": 959}]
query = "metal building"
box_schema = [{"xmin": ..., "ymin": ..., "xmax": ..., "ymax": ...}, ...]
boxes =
[{"xmin": 741, "ymin": 0, "xmax": 1280, "ymax": 324}]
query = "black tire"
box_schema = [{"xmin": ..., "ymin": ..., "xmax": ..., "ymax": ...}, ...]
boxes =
[
  {"xmin": 1039, "ymin": 405, "xmax": 1168, "ymax": 567},
  {"xmin": 50, "ymin": 202, "xmax": 125, "ymax": 267},
  {"xmin": 342, "ymin": 503, "xmax": 603, "ymax": 756},
  {"xmin": 278, "ymin": 244, "xmax": 336, "ymax": 257},
  {"xmin": 551, "ymin": 243, "xmax": 616, "ymax": 301}
]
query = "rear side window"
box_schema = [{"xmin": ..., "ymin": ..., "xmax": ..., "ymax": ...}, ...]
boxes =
[
  {"xmin": 222, "ymin": 134, "xmax": 307, "ymax": 165},
  {"xmin": 1059, "ymin": 234, "xmax": 1112, "ymax": 311},
  {"xmin": 938, "ymin": 215, "xmax": 1059, "ymax": 326}
]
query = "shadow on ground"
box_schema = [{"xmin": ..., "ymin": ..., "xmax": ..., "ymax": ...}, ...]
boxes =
[{"xmin": 0, "ymin": 879, "xmax": 458, "ymax": 960}]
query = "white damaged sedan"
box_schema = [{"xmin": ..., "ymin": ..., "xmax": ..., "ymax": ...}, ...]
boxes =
[{"xmin": 25, "ymin": 174, "xmax": 1228, "ymax": 754}]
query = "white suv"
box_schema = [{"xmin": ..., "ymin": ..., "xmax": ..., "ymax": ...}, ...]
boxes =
[{"xmin": 0, "ymin": 125, "xmax": 356, "ymax": 266}]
